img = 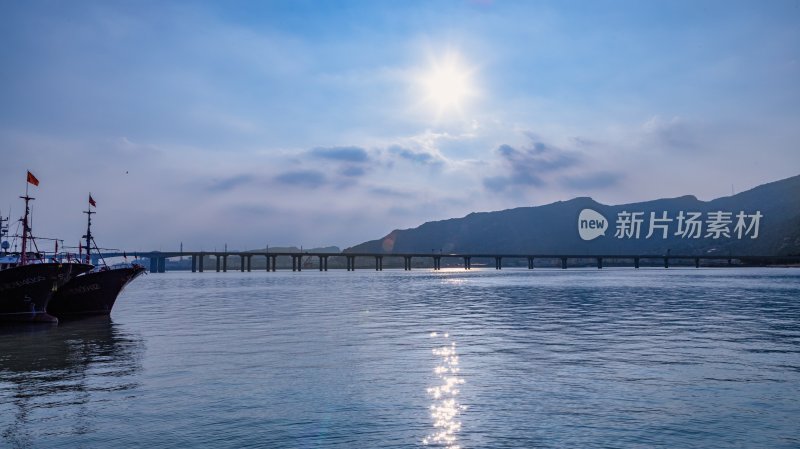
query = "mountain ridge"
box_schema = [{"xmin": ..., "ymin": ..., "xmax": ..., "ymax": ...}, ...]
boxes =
[{"xmin": 346, "ymin": 174, "xmax": 800, "ymax": 256}]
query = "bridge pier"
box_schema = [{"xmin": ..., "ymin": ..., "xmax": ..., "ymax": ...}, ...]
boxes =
[
  {"xmin": 198, "ymin": 254, "xmax": 204, "ymax": 272},
  {"xmin": 597, "ymin": 257, "xmax": 603, "ymax": 269},
  {"xmin": 222, "ymin": 255, "xmax": 228, "ymax": 272},
  {"xmin": 375, "ymin": 256, "xmax": 383, "ymax": 271},
  {"xmin": 561, "ymin": 257, "xmax": 568, "ymax": 269},
  {"xmin": 157, "ymin": 257, "xmax": 166, "ymax": 273},
  {"xmin": 149, "ymin": 257, "xmax": 158, "ymax": 273},
  {"xmin": 432, "ymin": 256, "xmax": 441, "ymax": 270},
  {"xmin": 270, "ymin": 255, "xmax": 277, "ymax": 272},
  {"xmin": 346, "ymin": 256, "xmax": 356, "ymax": 271},
  {"xmin": 495, "ymin": 257, "xmax": 502, "ymax": 270},
  {"xmin": 404, "ymin": 256, "xmax": 412, "ymax": 271},
  {"xmin": 191, "ymin": 255, "xmax": 197, "ymax": 272},
  {"xmin": 463, "ymin": 256, "xmax": 471, "ymax": 270},
  {"xmin": 240, "ymin": 255, "xmax": 245, "ymax": 272},
  {"xmin": 528, "ymin": 257, "xmax": 534, "ymax": 269},
  {"xmin": 664, "ymin": 257, "xmax": 669, "ymax": 269},
  {"xmin": 695, "ymin": 257, "xmax": 700, "ymax": 268},
  {"xmin": 634, "ymin": 257, "xmax": 640, "ymax": 269}
]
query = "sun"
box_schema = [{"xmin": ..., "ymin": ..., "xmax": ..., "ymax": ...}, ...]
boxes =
[{"xmin": 415, "ymin": 51, "xmax": 477, "ymax": 119}]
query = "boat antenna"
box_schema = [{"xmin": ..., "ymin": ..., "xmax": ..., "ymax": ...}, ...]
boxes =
[{"xmin": 83, "ymin": 193, "xmax": 96, "ymax": 265}]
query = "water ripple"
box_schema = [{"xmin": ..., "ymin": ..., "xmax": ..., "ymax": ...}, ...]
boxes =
[{"xmin": 0, "ymin": 268, "xmax": 798, "ymax": 448}]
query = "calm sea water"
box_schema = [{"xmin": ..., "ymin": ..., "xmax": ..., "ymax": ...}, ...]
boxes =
[{"xmin": 1, "ymin": 268, "xmax": 799, "ymax": 448}]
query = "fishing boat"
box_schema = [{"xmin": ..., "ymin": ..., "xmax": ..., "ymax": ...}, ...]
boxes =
[
  {"xmin": 0, "ymin": 258, "xmax": 92, "ymax": 323},
  {"xmin": 0, "ymin": 175, "xmax": 93, "ymax": 323},
  {"xmin": 48, "ymin": 195, "xmax": 145, "ymax": 318}
]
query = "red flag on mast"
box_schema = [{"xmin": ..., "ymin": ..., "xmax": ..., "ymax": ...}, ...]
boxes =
[
  {"xmin": 89, "ymin": 195, "xmax": 96, "ymax": 207},
  {"xmin": 26, "ymin": 171, "xmax": 39, "ymax": 186}
]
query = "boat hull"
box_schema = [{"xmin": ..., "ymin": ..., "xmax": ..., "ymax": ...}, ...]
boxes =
[
  {"xmin": 48, "ymin": 266, "xmax": 145, "ymax": 318},
  {"xmin": 0, "ymin": 263, "xmax": 93, "ymax": 323}
]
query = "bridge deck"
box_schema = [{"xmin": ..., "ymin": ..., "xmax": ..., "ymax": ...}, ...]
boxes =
[{"xmin": 97, "ymin": 251, "xmax": 800, "ymax": 273}]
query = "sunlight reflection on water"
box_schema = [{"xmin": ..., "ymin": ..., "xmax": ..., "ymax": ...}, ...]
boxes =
[{"xmin": 424, "ymin": 332, "xmax": 467, "ymax": 449}]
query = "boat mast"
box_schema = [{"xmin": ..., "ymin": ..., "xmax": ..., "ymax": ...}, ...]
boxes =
[
  {"xmin": 83, "ymin": 205, "xmax": 95, "ymax": 265},
  {"xmin": 19, "ymin": 194, "xmax": 33, "ymax": 265}
]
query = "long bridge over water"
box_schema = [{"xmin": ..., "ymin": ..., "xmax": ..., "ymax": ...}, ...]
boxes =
[{"xmin": 98, "ymin": 251, "xmax": 800, "ymax": 273}]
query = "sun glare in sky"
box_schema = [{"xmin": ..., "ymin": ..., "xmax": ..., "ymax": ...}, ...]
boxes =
[{"xmin": 415, "ymin": 51, "xmax": 478, "ymax": 120}]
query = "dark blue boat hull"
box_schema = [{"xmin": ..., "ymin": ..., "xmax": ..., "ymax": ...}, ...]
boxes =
[
  {"xmin": 0, "ymin": 263, "xmax": 93, "ymax": 323},
  {"xmin": 48, "ymin": 266, "xmax": 145, "ymax": 318}
]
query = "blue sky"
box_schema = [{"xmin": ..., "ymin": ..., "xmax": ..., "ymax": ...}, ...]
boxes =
[{"xmin": 2, "ymin": 0, "xmax": 798, "ymax": 250}]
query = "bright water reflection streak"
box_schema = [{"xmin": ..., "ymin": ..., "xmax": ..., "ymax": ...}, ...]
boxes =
[{"xmin": 424, "ymin": 332, "xmax": 466, "ymax": 448}]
